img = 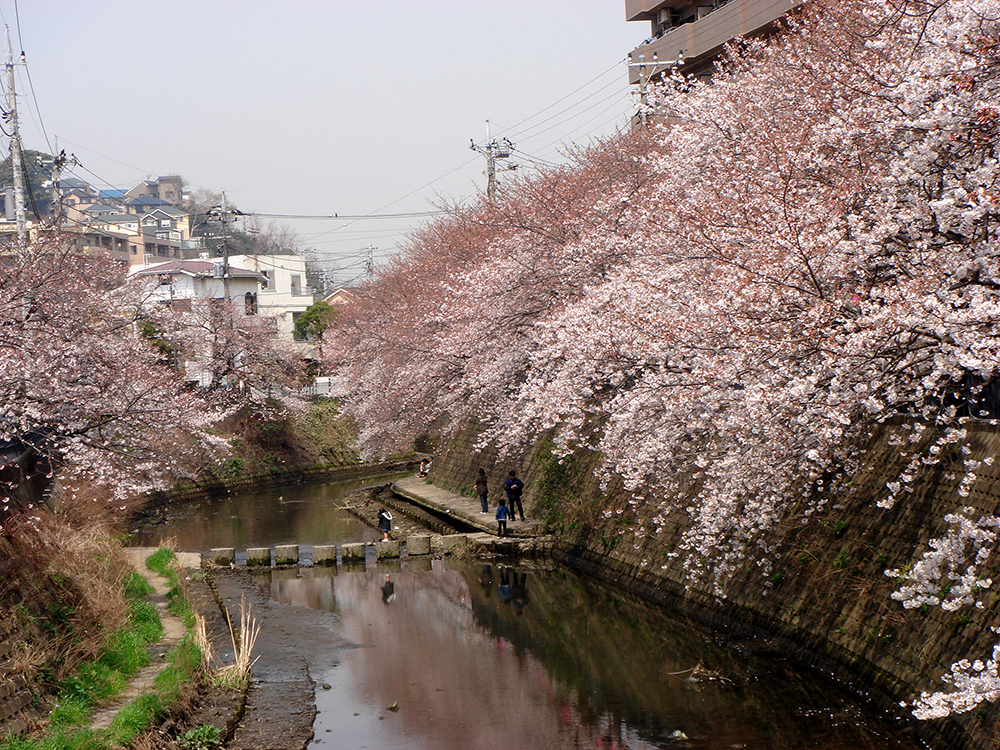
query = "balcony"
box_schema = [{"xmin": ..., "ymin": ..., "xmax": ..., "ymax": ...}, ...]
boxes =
[
  {"xmin": 628, "ymin": 0, "xmax": 801, "ymax": 83},
  {"xmin": 626, "ymin": 1, "xmax": 684, "ymax": 22}
]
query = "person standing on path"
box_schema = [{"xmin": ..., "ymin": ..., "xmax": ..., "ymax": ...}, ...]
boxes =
[
  {"xmin": 504, "ymin": 470, "xmax": 525, "ymax": 521},
  {"xmin": 496, "ymin": 499, "xmax": 510, "ymax": 537},
  {"xmin": 377, "ymin": 507, "xmax": 392, "ymax": 541},
  {"xmin": 474, "ymin": 468, "xmax": 489, "ymax": 514}
]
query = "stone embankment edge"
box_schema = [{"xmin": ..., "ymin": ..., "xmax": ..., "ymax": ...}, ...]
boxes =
[
  {"xmin": 428, "ymin": 420, "xmax": 1000, "ymax": 750},
  {"xmin": 552, "ymin": 541, "xmax": 945, "ymax": 745}
]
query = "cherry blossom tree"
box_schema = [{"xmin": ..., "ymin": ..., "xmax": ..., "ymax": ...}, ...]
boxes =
[
  {"xmin": 327, "ymin": 133, "xmax": 658, "ymax": 455},
  {"xmin": 328, "ymin": 0, "xmax": 1000, "ymax": 717},
  {"xmin": 149, "ymin": 294, "xmax": 308, "ymax": 404},
  {"xmin": 0, "ymin": 236, "xmax": 223, "ymax": 522}
]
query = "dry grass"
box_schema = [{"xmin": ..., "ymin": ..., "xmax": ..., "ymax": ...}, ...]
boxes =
[
  {"xmin": 213, "ymin": 595, "xmax": 260, "ymax": 689},
  {"xmin": 193, "ymin": 612, "xmax": 214, "ymax": 669},
  {"xmin": 3, "ymin": 641, "xmax": 48, "ymax": 676},
  {"xmin": 0, "ymin": 511, "xmax": 132, "ymax": 687}
]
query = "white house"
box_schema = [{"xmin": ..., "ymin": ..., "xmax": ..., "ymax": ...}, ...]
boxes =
[
  {"xmin": 130, "ymin": 260, "xmax": 269, "ymax": 388},
  {"xmin": 130, "ymin": 260, "xmax": 266, "ymax": 313},
  {"xmin": 225, "ymin": 254, "xmax": 314, "ymax": 340}
]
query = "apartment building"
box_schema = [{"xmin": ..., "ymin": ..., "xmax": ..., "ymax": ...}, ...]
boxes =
[{"xmin": 627, "ymin": 0, "xmax": 802, "ymax": 81}]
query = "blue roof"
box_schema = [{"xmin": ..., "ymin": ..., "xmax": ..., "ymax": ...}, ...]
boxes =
[
  {"xmin": 99, "ymin": 189, "xmax": 126, "ymax": 200},
  {"xmin": 127, "ymin": 195, "xmax": 171, "ymax": 207}
]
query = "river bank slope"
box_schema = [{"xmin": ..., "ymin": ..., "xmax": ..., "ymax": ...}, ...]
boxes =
[{"xmin": 428, "ymin": 419, "xmax": 1000, "ymax": 750}]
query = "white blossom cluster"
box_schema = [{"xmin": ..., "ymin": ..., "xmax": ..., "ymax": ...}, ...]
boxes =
[
  {"xmin": 908, "ymin": 633, "xmax": 1000, "ymax": 719},
  {"xmin": 886, "ymin": 508, "xmax": 999, "ymax": 610}
]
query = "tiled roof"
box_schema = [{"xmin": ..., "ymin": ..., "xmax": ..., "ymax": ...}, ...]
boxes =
[{"xmin": 133, "ymin": 260, "xmax": 265, "ymax": 279}]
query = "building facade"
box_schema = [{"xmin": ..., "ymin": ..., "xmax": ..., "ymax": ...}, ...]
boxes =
[
  {"xmin": 627, "ymin": 0, "xmax": 802, "ymax": 81},
  {"xmin": 225, "ymin": 254, "xmax": 315, "ymax": 341},
  {"xmin": 130, "ymin": 260, "xmax": 265, "ymax": 309}
]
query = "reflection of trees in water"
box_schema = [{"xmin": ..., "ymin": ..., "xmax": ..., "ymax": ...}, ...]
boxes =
[
  {"xmin": 464, "ymin": 565, "xmax": 921, "ymax": 750},
  {"xmin": 130, "ymin": 476, "xmax": 392, "ymax": 549},
  {"xmin": 330, "ymin": 564, "xmax": 606, "ymax": 750},
  {"xmin": 264, "ymin": 561, "xmax": 919, "ymax": 749}
]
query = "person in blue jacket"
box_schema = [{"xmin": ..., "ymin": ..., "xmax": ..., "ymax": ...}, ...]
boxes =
[
  {"xmin": 495, "ymin": 499, "xmax": 510, "ymax": 537},
  {"xmin": 503, "ymin": 470, "xmax": 525, "ymax": 521}
]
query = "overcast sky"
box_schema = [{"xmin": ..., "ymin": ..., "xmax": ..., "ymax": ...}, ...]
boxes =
[{"xmin": 5, "ymin": 2, "xmax": 644, "ymax": 285}]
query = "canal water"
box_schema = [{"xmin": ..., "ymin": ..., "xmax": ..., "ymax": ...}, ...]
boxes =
[{"xmin": 132, "ymin": 479, "xmax": 925, "ymax": 749}]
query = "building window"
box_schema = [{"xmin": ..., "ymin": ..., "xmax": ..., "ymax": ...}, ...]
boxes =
[
  {"xmin": 291, "ymin": 275, "xmax": 302, "ymax": 295},
  {"xmin": 261, "ymin": 270, "xmax": 270, "ymax": 289},
  {"xmin": 245, "ymin": 292, "xmax": 258, "ymax": 316}
]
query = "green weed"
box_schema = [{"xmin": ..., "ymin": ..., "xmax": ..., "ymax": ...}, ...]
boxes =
[{"xmin": 178, "ymin": 724, "xmax": 221, "ymax": 750}]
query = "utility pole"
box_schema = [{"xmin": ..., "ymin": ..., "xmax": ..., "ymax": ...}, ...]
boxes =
[
  {"xmin": 627, "ymin": 50, "xmax": 681, "ymax": 128},
  {"xmin": 364, "ymin": 245, "xmax": 375, "ymax": 280},
  {"xmin": 5, "ymin": 26, "xmax": 25, "ymax": 244},
  {"xmin": 248, "ymin": 217, "xmax": 260, "ymax": 276},
  {"xmin": 47, "ymin": 137, "xmax": 78, "ymax": 232},
  {"xmin": 469, "ymin": 121, "xmax": 516, "ymax": 202},
  {"xmin": 219, "ymin": 191, "xmax": 232, "ymax": 304}
]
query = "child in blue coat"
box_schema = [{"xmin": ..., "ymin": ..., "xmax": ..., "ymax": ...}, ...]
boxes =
[{"xmin": 496, "ymin": 499, "xmax": 510, "ymax": 537}]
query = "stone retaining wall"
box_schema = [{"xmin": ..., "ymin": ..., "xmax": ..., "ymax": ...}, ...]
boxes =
[
  {"xmin": 431, "ymin": 419, "xmax": 1000, "ymax": 750},
  {"xmin": 0, "ymin": 587, "xmax": 54, "ymax": 736}
]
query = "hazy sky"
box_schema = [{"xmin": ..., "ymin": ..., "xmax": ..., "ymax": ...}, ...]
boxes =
[{"xmin": 5, "ymin": 2, "xmax": 644, "ymax": 285}]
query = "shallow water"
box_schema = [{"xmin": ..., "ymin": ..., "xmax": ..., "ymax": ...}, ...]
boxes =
[
  {"xmin": 133, "ymin": 480, "xmax": 925, "ymax": 749},
  {"xmin": 266, "ymin": 561, "xmax": 922, "ymax": 750},
  {"xmin": 128, "ymin": 475, "xmax": 405, "ymax": 551}
]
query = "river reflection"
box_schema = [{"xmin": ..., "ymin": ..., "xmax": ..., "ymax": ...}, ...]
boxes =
[
  {"xmin": 128, "ymin": 476, "xmax": 407, "ymax": 552},
  {"xmin": 259, "ymin": 560, "xmax": 921, "ymax": 750}
]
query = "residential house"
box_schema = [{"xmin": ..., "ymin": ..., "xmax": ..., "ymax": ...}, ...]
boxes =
[
  {"xmin": 62, "ymin": 225, "xmax": 130, "ymax": 265},
  {"xmin": 126, "ymin": 175, "xmax": 185, "ymax": 206},
  {"xmin": 130, "ymin": 259, "xmax": 267, "ymax": 387},
  {"xmin": 139, "ymin": 206, "xmax": 192, "ymax": 242},
  {"xmin": 98, "ymin": 188, "xmax": 127, "ymax": 204},
  {"xmin": 85, "ymin": 211, "xmax": 185, "ymax": 266},
  {"xmin": 130, "ymin": 259, "xmax": 265, "ymax": 311},
  {"xmin": 321, "ymin": 288, "xmax": 357, "ymax": 306},
  {"xmin": 60, "ymin": 187, "xmax": 98, "ymax": 211},
  {"xmin": 125, "ymin": 194, "xmax": 173, "ymax": 215},
  {"xmin": 226, "ymin": 253, "xmax": 315, "ymax": 341}
]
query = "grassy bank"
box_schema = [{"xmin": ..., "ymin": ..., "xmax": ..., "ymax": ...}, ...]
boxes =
[{"xmin": 1, "ymin": 549, "xmax": 201, "ymax": 750}]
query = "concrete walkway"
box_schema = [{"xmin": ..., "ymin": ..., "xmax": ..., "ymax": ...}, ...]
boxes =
[{"xmin": 392, "ymin": 475, "xmax": 545, "ymax": 538}]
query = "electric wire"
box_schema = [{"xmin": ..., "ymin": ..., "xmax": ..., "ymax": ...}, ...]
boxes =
[
  {"xmin": 483, "ymin": 71, "xmax": 626, "ymax": 148},
  {"xmin": 546, "ymin": 96, "xmax": 634, "ymax": 146},
  {"xmin": 56, "ymin": 137, "xmax": 156, "ymax": 180},
  {"xmin": 247, "ymin": 210, "xmax": 445, "ymax": 221},
  {"xmin": 12, "ymin": 0, "xmax": 21, "ymax": 56},
  {"xmin": 519, "ymin": 86, "xmax": 629, "ymax": 143},
  {"xmin": 21, "ymin": 63, "xmax": 51, "ymax": 154},
  {"xmin": 488, "ymin": 58, "xmax": 625, "ymax": 139},
  {"xmin": 32, "ymin": 49, "xmax": 635, "ymax": 281}
]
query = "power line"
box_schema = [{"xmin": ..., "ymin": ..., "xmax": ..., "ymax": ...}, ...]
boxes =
[
  {"xmin": 247, "ymin": 210, "xmax": 446, "ymax": 221},
  {"xmin": 55, "ymin": 137, "xmax": 154, "ymax": 182},
  {"xmin": 484, "ymin": 72, "xmax": 626, "ymax": 148},
  {"xmin": 12, "ymin": 0, "xmax": 21, "ymax": 57},
  {"xmin": 489, "ymin": 58, "xmax": 626, "ymax": 139},
  {"xmin": 20, "ymin": 62, "xmax": 50, "ymax": 154}
]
